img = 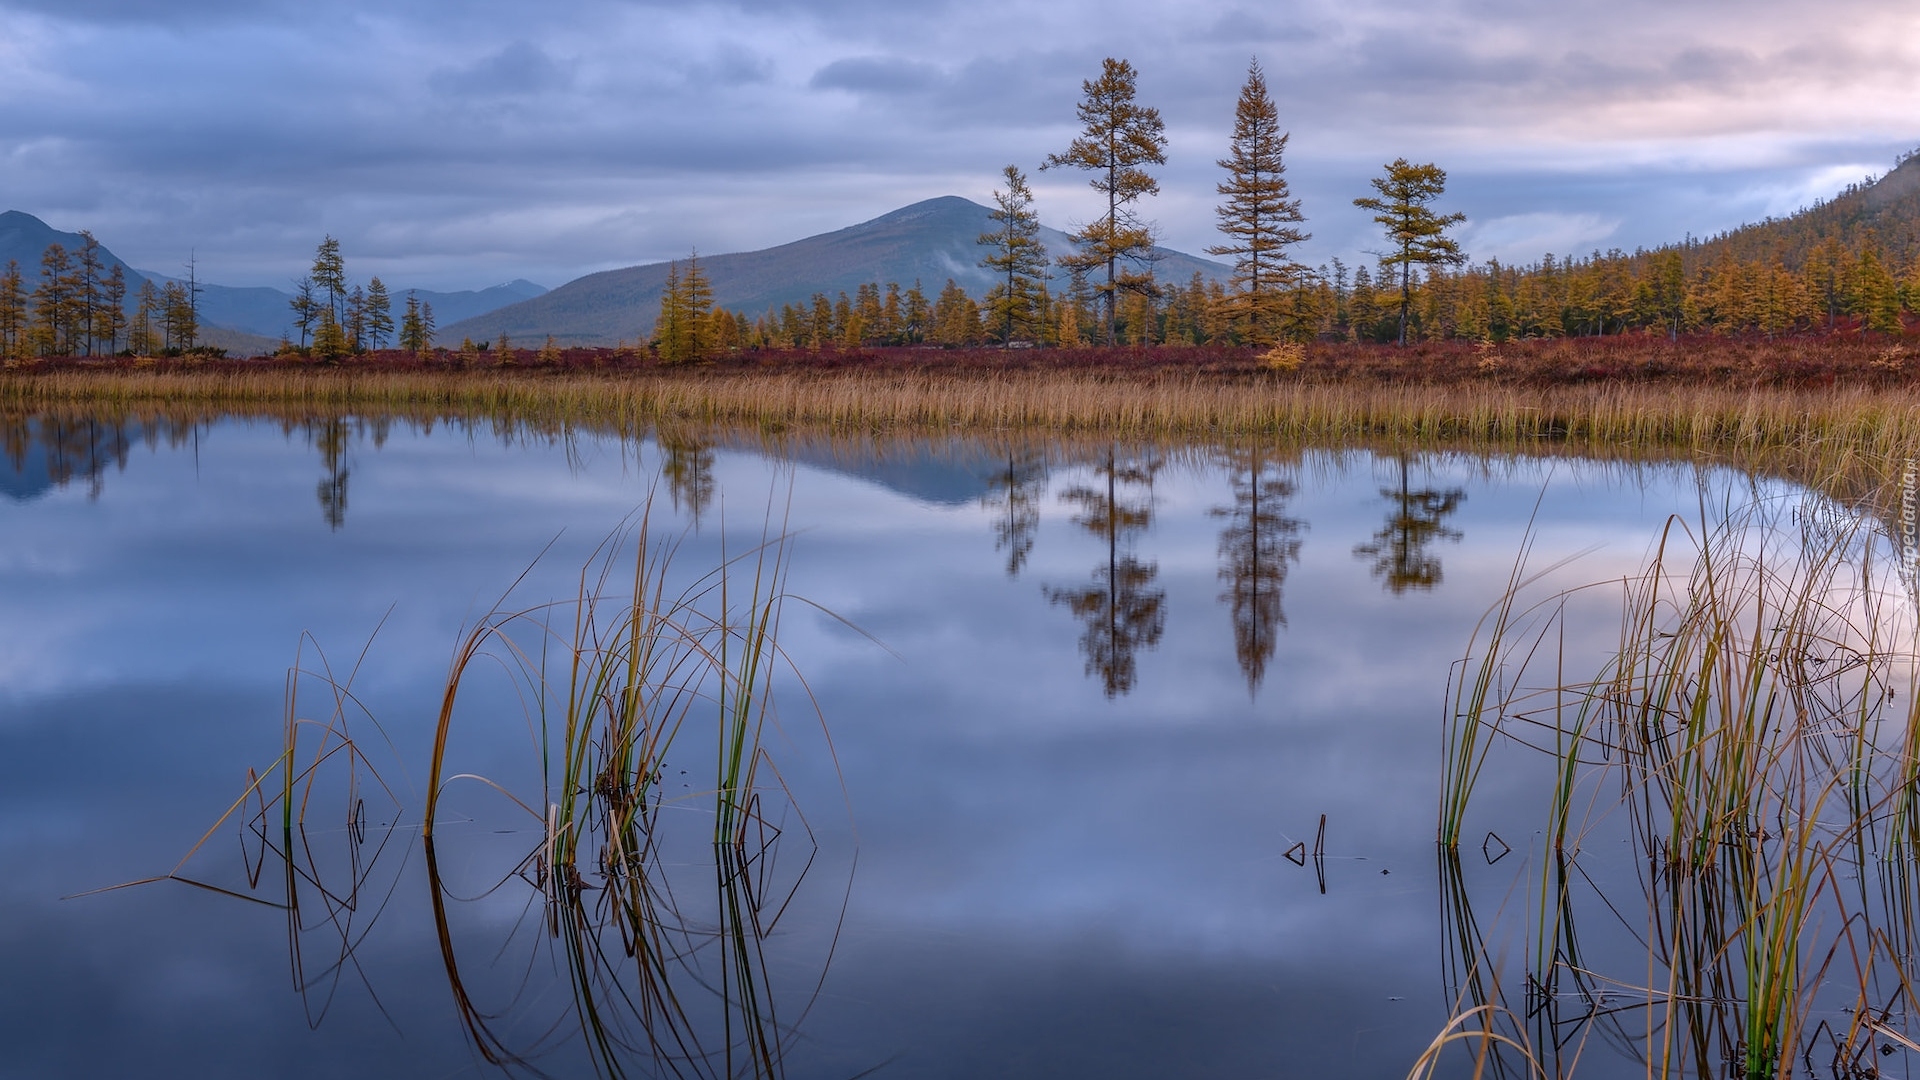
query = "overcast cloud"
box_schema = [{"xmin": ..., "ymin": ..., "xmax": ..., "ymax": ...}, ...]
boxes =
[{"xmin": 0, "ymin": 0, "xmax": 1913, "ymax": 289}]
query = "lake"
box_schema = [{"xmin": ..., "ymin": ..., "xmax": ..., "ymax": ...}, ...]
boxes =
[{"xmin": 3, "ymin": 410, "xmax": 1916, "ymax": 1078}]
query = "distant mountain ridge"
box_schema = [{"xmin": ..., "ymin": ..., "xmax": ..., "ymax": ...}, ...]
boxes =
[
  {"xmin": 1690, "ymin": 154, "xmax": 1920, "ymax": 268},
  {"xmin": 0, "ymin": 209, "xmax": 544, "ymax": 351},
  {"xmin": 444, "ymin": 196, "xmax": 1234, "ymax": 345}
]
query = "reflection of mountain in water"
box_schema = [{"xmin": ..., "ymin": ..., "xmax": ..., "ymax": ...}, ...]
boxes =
[
  {"xmin": 1, "ymin": 417, "xmax": 145, "ymax": 502},
  {"xmin": 0, "ymin": 442, "xmax": 55, "ymax": 501},
  {"xmin": 780, "ymin": 444, "xmax": 1006, "ymax": 507}
]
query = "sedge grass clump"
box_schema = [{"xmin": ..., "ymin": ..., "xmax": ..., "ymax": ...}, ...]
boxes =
[
  {"xmin": 422, "ymin": 499, "xmax": 841, "ymax": 1079},
  {"xmin": 1428, "ymin": 477, "xmax": 1920, "ymax": 1079},
  {"xmin": 92, "ymin": 492, "xmax": 841, "ymax": 1080}
]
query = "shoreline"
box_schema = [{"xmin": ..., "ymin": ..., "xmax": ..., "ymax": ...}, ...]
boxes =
[{"xmin": 5, "ymin": 359, "xmax": 1920, "ymax": 448}]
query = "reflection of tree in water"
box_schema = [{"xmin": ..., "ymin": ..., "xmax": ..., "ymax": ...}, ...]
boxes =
[
  {"xmin": 659, "ymin": 429, "xmax": 715, "ymax": 529},
  {"xmin": 3, "ymin": 415, "xmax": 141, "ymax": 499},
  {"xmin": 1211, "ymin": 448, "xmax": 1306, "ymax": 694},
  {"xmin": 1046, "ymin": 447, "xmax": 1166, "ymax": 698},
  {"xmin": 981, "ymin": 447, "xmax": 1047, "ymax": 577},
  {"xmin": 312, "ymin": 417, "xmax": 351, "ymax": 530},
  {"xmin": 1352, "ymin": 452, "xmax": 1465, "ymax": 592}
]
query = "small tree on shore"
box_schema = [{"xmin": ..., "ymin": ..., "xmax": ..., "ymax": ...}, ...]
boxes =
[
  {"xmin": 1354, "ymin": 159, "xmax": 1466, "ymax": 345},
  {"xmin": 977, "ymin": 165, "xmax": 1050, "ymax": 346}
]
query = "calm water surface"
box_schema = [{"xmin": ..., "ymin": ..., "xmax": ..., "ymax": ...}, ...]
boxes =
[{"xmin": 0, "ymin": 414, "xmax": 1891, "ymax": 1078}]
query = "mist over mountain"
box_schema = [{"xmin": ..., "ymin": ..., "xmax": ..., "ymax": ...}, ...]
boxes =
[{"xmin": 444, "ymin": 196, "xmax": 1235, "ymax": 346}]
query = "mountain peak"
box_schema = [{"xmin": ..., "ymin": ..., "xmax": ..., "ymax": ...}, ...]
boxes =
[{"xmin": 442, "ymin": 197, "xmax": 1231, "ymax": 344}]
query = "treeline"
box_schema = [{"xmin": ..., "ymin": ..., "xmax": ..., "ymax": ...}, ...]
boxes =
[
  {"xmin": 652, "ymin": 56, "xmax": 1920, "ymax": 357},
  {"xmin": 651, "ymin": 240, "xmax": 1917, "ymax": 355},
  {"xmin": 0, "ymin": 233, "xmax": 207, "ymax": 359},
  {"xmin": 0, "ymin": 233, "xmax": 448, "ymax": 363}
]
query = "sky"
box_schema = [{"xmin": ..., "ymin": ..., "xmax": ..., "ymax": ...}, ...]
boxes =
[{"xmin": 2, "ymin": 0, "xmax": 1917, "ymax": 291}]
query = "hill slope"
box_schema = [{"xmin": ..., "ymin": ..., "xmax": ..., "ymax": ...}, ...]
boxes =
[
  {"xmin": 0, "ymin": 211, "xmax": 145, "ymax": 283},
  {"xmin": 1695, "ymin": 153, "xmax": 1920, "ymax": 268},
  {"xmin": 445, "ymin": 196, "xmax": 1233, "ymax": 345}
]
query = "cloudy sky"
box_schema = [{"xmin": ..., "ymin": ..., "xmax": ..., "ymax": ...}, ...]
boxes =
[{"xmin": 3, "ymin": 0, "xmax": 1916, "ymax": 291}]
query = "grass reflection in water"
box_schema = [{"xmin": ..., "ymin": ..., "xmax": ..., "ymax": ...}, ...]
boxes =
[
  {"xmin": 1426, "ymin": 475, "xmax": 1920, "ymax": 1079},
  {"xmin": 97, "ymin": 497, "xmax": 847, "ymax": 1080}
]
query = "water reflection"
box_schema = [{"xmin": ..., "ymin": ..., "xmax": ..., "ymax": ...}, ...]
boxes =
[
  {"xmin": 1211, "ymin": 448, "xmax": 1306, "ymax": 694},
  {"xmin": 981, "ymin": 447, "xmax": 1047, "ymax": 578},
  {"xmin": 312, "ymin": 418, "xmax": 352, "ymax": 530},
  {"xmin": 1428, "ymin": 485, "xmax": 1920, "ymax": 1078},
  {"xmin": 1045, "ymin": 447, "xmax": 1167, "ymax": 698},
  {"xmin": 660, "ymin": 427, "xmax": 717, "ymax": 528},
  {"xmin": 0, "ymin": 413, "xmax": 185, "ymax": 500},
  {"xmin": 19, "ymin": 410, "xmax": 1893, "ymax": 1077},
  {"xmin": 1353, "ymin": 452, "xmax": 1467, "ymax": 592}
]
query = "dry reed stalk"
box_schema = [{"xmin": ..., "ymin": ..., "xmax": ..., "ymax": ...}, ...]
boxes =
[{"xmin": 11, "ymin": 367, "xmax": 1920, "ymax": 450}]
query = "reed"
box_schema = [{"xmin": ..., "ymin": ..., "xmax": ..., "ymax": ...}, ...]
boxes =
[
  {"xmin": 14, "ymin": 366, "xmax": 1920, "ymax": 450},
  {"xmin": 1428, "ymin": 474, "xmax": 1920, "ymax": 1078},
  {"xmin": 420, "ymin": 502, "xmax": 835, "ymax": 1078}
]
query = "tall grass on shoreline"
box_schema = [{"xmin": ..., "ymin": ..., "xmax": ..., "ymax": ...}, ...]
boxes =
[
  {"xmin": 1429, "ymin": 480, "xmax": 1920, "ymax": 1078},
  {"xmin": 12, "ymin": 366, "xmax": 1920, "ymax": 451}
]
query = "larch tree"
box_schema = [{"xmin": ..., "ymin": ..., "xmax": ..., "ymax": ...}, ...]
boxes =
[
  {"xmin": 364, "ymin": 277, "xmax": 394, "ymax": 350},
  {"xmin": 0, "ymin": 260, "xmax": 24, "ymax": 359},
  {"xmin": 99, "ymin": 264, "xmax": 127, "ymax": 354},
  {"xmin": 130, "ymin": 279, "xmax": 161, "ymax": 355},
  {"xmin": 75, "ymin": 231, "xmax": 103, "ymax": 355},
  {"xmin": 311, "ymin": 236, "xmax": 346, "ymax": 322},
  {"xmin": 1042, "ymin": 57, "xmax": 1167, "ymax": 346},
  {"xmin": 290, "ymin": 277, "xmax": 320, "ymax": 349},
  {"xmin": 34, "ymin": 243, "xmax": 75, "ymax": 356},
  {"xmin": 1353, "ymin": 158, "xmax": 1466, "ymax": 345},
  {"xmin": 655, "ymin": 252, "xmax": 715, "ymax": 363},
  {"xmin": 977, "ymin": 165, "xmax": 1051, "ymax": 346},
  {"xmin": 1207, "ymin": 60, "xmax": 1308, "ymax": 346},
  {"xmin": 161, "ymin": 281, "xmax": 195, "ymax": 351},
  {"xmin": 345, "ymin": 284, "xmax": 367, "ymax": 352},
  {"xmin": 398, "ymin": 292, "xmax": 424, "ymax": 353}
]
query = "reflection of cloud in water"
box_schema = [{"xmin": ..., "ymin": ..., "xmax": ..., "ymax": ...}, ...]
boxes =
[{"xmin": 0, "ymin": 420, "xmax": 1794, "ymax": 1076}]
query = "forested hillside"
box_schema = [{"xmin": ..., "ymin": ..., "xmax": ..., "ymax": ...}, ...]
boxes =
[{"xmin": 444, "ymin": 196, "xmax": 1231, "ymax": 346}]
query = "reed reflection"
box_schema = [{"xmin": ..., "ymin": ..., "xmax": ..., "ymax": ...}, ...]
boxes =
[
  {"xmin": 1353, "ymin": 452, "xmax": 1466, "ymax": 593},
  {"xmin": 1211, "ymin": 448, "xmax": 1306, "ymax": 694},
  {"xmin": 1424, "ymin": 487, "xmax": 1920, "ymax": 1078},
  {"xmin": 92, "ymin": 507, "xmax": 840, "ymax": 1080},
  {"xmin": 1046, "ymin": 447, "xmax": 1166, "ymax": 698},
  {"xmin": 982, "ymin": 446, "xmax": 1047, "ymax": 578}
]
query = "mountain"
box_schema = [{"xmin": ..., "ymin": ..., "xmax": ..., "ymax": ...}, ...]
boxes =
[
  {"xmin": 1696, "ymin": 153, "xmax": 1920, "ymax": 268},
  {"xmin": 443, "ymin": 196, "xmax": 1235, "ymax": 345},
  {"xmin": 136, "ymin": 273, "xmax": 549, "ymax": 341},
  {"xmin": 0, "ymin": 211, "xmax": 146, "ymax": 283},
  {"xmin": 0, "ymin": 207, "xmax": 550, "ymax": 352}
]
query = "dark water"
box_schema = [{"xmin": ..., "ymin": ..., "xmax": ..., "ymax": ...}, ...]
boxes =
[{"xmin": 0, "ymin": 414, "xmax": 1896, "ymax": 1078}]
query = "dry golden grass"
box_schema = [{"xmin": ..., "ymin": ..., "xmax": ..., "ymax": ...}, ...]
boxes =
[{"xmin": 9, "ymin": 366, "xmax": 1920, "ymax": 454}]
